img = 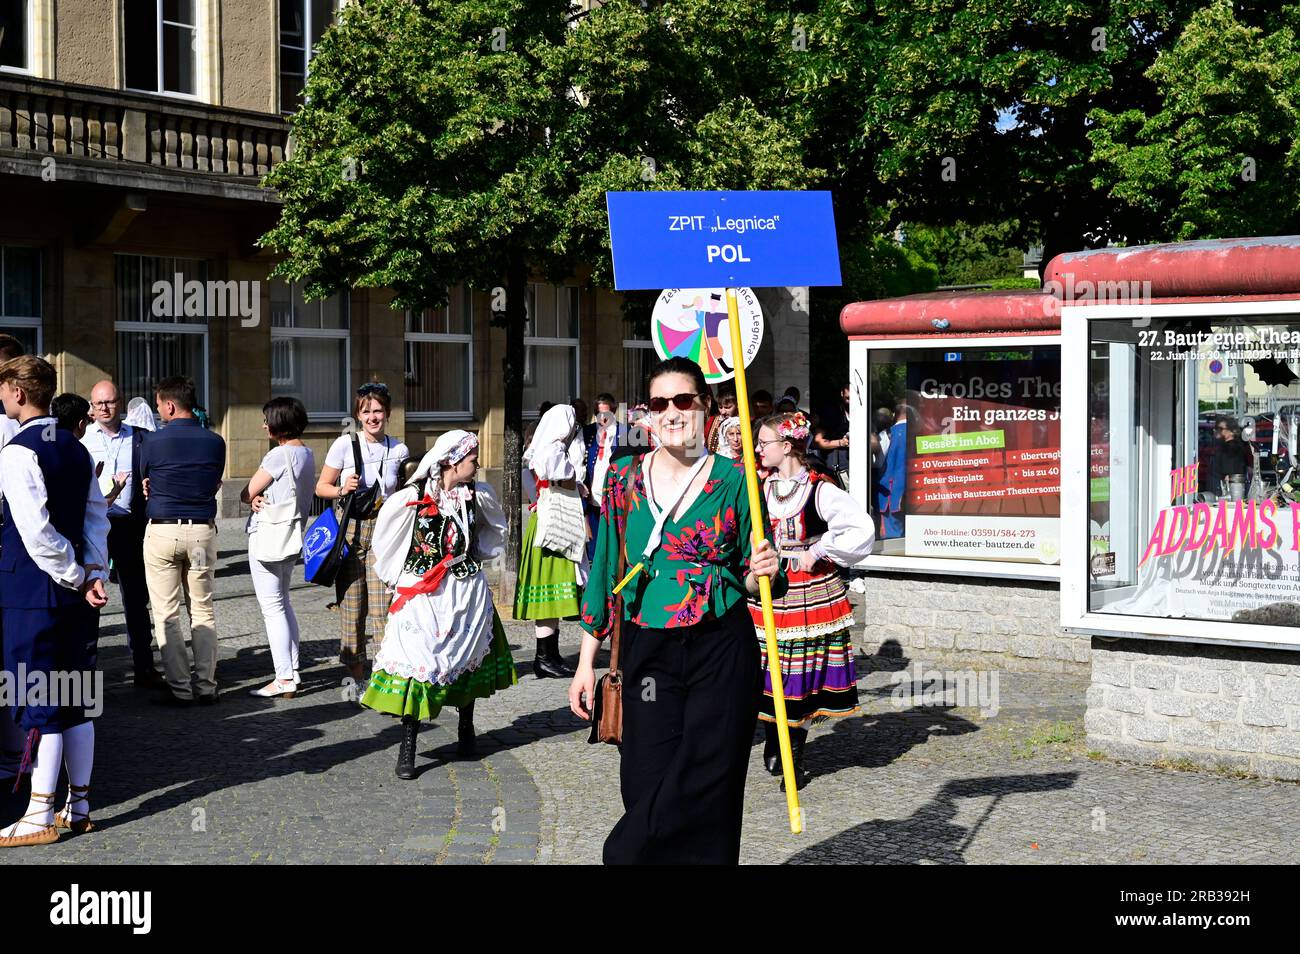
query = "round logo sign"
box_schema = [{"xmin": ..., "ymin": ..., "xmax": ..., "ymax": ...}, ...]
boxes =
[{"xmin": 651, "ymin": 287, "xmax": 764, "ymax": 384}]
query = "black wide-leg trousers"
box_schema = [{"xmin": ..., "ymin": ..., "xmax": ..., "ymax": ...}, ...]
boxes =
[{"xmin": 604, "ymin": 605, "xmax": 761, "ymax": 865}]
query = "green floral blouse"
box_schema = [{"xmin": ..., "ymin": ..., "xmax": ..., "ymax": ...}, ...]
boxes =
[{"xmin": 579, "ymin": 452, "xmax": 787, "ymax": 636}]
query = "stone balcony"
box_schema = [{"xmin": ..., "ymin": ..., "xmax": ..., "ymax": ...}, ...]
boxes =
[{"xmin": 0, "ymin": 75, "xmax": 289, "ymax": 203}]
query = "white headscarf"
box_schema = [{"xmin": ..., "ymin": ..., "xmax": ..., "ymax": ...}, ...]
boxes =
[
  {"xmin": 124, "ymin": 397, "xmax": 156, "ymax": 431},
  {"xmin": 372, "ymin": 429, "xmax": 489, "ymax": 585},
  {"xmin": 522, "ymin": 404, "xmax": 585, "ymax": 480},
  {"xmin": 717, "ymin": 416, "xmax": 742, "ymax": 459}
]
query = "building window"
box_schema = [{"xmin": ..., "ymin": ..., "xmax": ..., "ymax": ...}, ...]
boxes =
[
  {"xmin": 270, "ymin": 280, "xmax": 350, "ymax": 418},
  {"xmin": 114, "ymin": 254, "xmax": 210, "ymax": 408},
  {"xmin": 523, "ymin": 284, "xmax": 579, "ymax": 417},
  {"xmin": 0, "ymin": 0, "xmax": 31, "ymax": 72},
  {"xmin": 279, "ymin": 0, "xmax": 335, "ymax": 113},
  {"xmin": 405, "ymin": 286, "xmax": 473, "ymax": 419},
  {"xmin": 124, "ymin": 0, "xmax": 199, "ymax": 97},
  {"xmin": 0, "ymin": 245, "xmax": 41, "ymax": 354},
  {"xmin": 863, "ymin": 343, "xmax": 1062, "ymax": 571},
  {"xmin": 623, "ymin": 315, "xmax": 656, "ymax": 407}
]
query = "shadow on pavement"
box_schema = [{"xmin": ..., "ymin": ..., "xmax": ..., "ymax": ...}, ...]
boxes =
[{"xmin": 782, "ymin": 771, "xmax": 1079, "ymax": 864}]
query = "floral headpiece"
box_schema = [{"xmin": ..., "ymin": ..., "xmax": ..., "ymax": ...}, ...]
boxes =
[
  {"xmin": 777, "ymin": 412, "xmax": 810, "ymax": 441},
  {"xmin": 446, "ymin": 433, "xmax": 478, "ymax": 465}
]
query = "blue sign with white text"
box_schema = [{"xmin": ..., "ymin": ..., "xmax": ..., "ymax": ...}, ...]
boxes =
[{"xmin": 605, "ymin": 190, "xmax": 842, "ymax": 290}]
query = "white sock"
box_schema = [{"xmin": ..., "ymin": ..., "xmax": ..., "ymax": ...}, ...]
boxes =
[
  {"xmin": 5, "ymin": 731, "xmax": 62, "ymax": 836},
  {"xmin": 62, "ymin": 721, "xmax": 95, "ymax": 819},
  {"xmin": 535, "ymin": 620, "xmax": 558, "ymax": 642}
]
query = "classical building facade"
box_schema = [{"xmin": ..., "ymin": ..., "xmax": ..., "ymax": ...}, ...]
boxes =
[{"xmin": 0, "ymin": 0, "xmax": 807, "ymax": 511}]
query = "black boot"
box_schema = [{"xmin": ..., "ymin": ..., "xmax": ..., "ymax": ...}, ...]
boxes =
[
  {"xmin": 780, "ymin": 727, "xmax": 811, "ymax": 792},
  {"xmin": 396, "ymin": 717, "xmax": 419, "ymax": 779},
  {"xmin": 547, "ymin": 634, "xmax": 574, "ymax": 676},
  {"xmin": 763, "ymin": 722, "xmax": 781, "ymax": 776},
  {"xmin": 457, "ymin": 701, "xmax": 478, "ymax": 759},
  {"xmin": 533, "ymin": 635, "xmax": 571, "ymax": 679}
]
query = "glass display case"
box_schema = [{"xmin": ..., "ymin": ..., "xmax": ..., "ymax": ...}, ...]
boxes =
[{"xmin": 1062, "ymin": 301, "xmax": 1300, "ymax": 648}]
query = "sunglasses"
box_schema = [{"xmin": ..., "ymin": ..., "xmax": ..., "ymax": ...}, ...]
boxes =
[
  {"xmin": 648, "ymin": 392, "xmax": 701, "ymax": 413},
  {"xmin": 357, "ymin": 382, "xmax": 389, "ymax": 396}
]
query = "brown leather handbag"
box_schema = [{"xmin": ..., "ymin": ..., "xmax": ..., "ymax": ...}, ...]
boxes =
[{"xmin": 587, "ymin": 521, "xmax": 626, "ymax": 746}]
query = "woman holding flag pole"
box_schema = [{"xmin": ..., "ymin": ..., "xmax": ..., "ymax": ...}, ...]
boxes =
[{"xmin": 569, "ymin": 355, "xmax": 785, "ymax": 864}]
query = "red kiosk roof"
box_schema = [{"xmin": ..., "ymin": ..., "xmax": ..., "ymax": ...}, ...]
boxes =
[
  {"xmin": 1044, "ymin": 235, "xmax": 1300, "ymax": 299},
  {"xmin": 839, "ymin": 289, "xmax": 1057, "ymax": 339},
  {"xmin": 840, "ymin": 236, "xmax": 1300, "ymax": 339}
]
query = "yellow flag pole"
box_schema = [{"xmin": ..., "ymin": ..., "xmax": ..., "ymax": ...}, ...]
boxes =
[{"xmin": 725, "ymin": 286, "xmax": 802, "ymax": 835}]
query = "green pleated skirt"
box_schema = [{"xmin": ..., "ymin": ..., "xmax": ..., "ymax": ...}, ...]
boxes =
[
  {"xmin": 512, "ymin": 510, "xmax": 583, "ymax": 620},
  {"xmin": 360, "ymin": 612, "xmax": 517, "ymax": 721}
]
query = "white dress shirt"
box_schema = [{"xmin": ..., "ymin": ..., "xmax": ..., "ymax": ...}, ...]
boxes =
[
  {"xmin": 81, "ymin": 419, "xmax": 136, "ymax": 516},
  {"xmin": 0, "ymin": 417, "xmax": 110, "ymax": 590},
  {"xmin": 0, "ymin": 415, "xmax": 19, "ymax": 449}
]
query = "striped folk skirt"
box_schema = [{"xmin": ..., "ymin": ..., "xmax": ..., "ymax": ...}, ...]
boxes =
[{"xmin": 750, "ymin": 565, "xmax": 859, "ymax": 727}]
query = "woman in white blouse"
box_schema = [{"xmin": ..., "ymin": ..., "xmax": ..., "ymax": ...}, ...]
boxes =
[
  {"xmin": 316, "ymin": 383, "xmax": 410, "ymax": 683},
  {"xmin": 243, "ymin": 397, "xmax": 316, "ymax": 698},
  {"xmin": 751, "ymin": 410, "xmax": 876, "ymax": 791}
]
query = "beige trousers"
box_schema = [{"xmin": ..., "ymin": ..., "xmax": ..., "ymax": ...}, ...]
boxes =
[{"xmin": 143, "ymin": 523, "xmax": 219, "ymax": 699}]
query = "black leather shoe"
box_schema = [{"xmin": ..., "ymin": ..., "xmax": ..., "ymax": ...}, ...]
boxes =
[
  {"xmin": 779, "ymin": 728, "xmax": 811, "ymax": 792},
  {"xmin": 151, "ymin": 693, "xmax": 194, "ymax": 708},
  {"xmin": 539, "ymin": 635, "xmax": 574, "ymax": 677},
  {"xmin": 457, "ymin": 703, "xmax": 478, "ymax": 759},
  {"xmin": 396, "ymin": 718, "xmax": 418, "ymax": 779},
  {"xmin": 532, "ymin": 653, "xmax": 569, "ymax": 679},
  {"xmin": 134, "ymin": 669, "xmax": 170, "ymax": 691},
  {"xmin": 196, "ymin": 692, "xmax": 220, "ymax": 706},
  {"xmin": 762, "ymin": 723, "xmax": 781, "ymax": 776}
]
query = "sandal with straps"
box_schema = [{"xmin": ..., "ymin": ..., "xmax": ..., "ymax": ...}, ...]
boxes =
[
  {"xmin": 0, "ymin": 791, "xmax": 61, "ymax": 847},
  {"xmin": 55, "ymin": 783, "xmax": 95, "ymax": 835}
]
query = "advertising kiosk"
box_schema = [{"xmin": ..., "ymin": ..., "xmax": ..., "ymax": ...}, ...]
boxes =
[
  {"xmin": 841, "ymin": 290, "xmax": 1086, "ymax": 671},
  {"xmin": 1057, "ymin": 236, "xmax": 1300, "ymax": 778}
]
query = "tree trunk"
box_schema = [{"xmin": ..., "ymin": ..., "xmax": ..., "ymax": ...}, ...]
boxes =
[{"xmin": 499, "ymin": 251, "xmax": 528, "ymax": 607}]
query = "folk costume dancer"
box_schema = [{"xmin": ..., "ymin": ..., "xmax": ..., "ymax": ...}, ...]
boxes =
[
  {"xmin": 514, "ymin": 403, "xmax": 587, "ymax": 679},
  {"xmin": 362, "ymin": 430, "xmax": 516, "ymax": 778},
  {"xmin": 0, "ymin": 356, "xmax": 109, "ymax": 847},
  {"xmin": 752, "ymin": 411, "xmax": 876, "ymax": 791}
]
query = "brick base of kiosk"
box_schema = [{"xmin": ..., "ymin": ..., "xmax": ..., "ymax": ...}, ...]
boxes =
[
  {"xmin": 859, "ymin": 573, "xmax": 1087, "ymax": 673},
  {"xmin": 1086, "ymin": 639, "xmax": 1300, "ymax": 780}
]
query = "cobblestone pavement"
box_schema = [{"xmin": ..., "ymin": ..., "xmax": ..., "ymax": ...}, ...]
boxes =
[{"xmin": 2, "ymin": 521, "xmax": 1299, "ymax": 864}]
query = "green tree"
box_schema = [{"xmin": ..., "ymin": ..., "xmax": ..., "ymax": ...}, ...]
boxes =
[
  {"xmin": 261, "ymin": 0, "xmax": 813, "ymax": 582},
  {"xmin": 901, "ymin": 220, "xmax": 1029, "ymax": 286},
  {"xmin": 797, "ymin": 0, "xmax": 1217, "ymax": 265},
  {"xmin": 1089, "ymin": 1, "xmax": 1300, "ymax": 241}
]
